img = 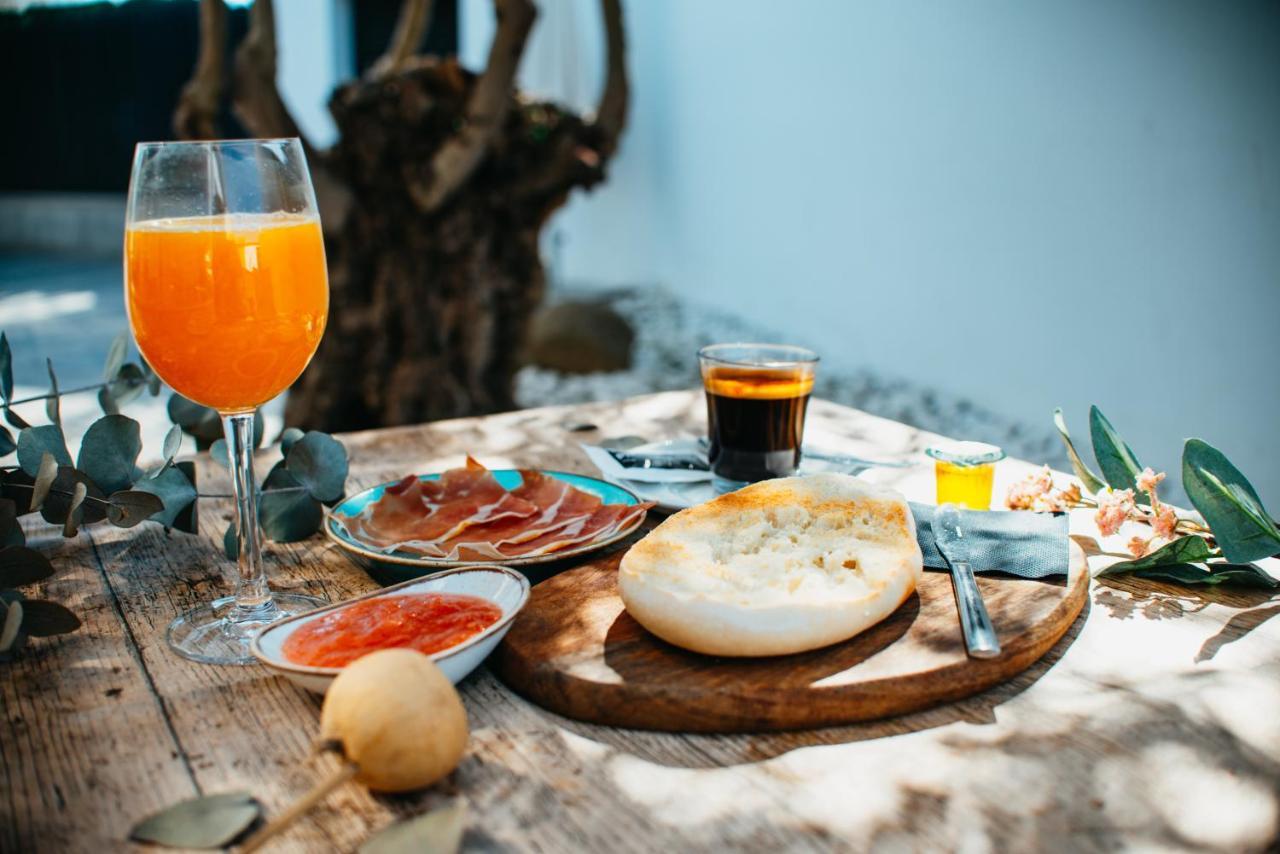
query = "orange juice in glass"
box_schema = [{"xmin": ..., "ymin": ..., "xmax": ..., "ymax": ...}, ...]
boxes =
[
  {"xmin": 125, "ymin": 138, "xmax": 328, "ymax": 665},
  {"xmin": 125, "ymin": 214, "xmax": 327, "ymax": 412}
]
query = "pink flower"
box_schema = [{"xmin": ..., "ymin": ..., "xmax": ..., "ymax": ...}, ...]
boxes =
[
  {"xmin": 1095, "ymin": 488, "xmax": 1136, "ymax": 536},
  {"xmin": 1059, "ymin": 482, "xmax": 1082, "ymax": 505},
  {"xmin": 1126, "ymin": 536, "xmax": 1150, "ymax": 559},
  {"xmin": 1152, "ymin": 505, "xmax": 1178, "ymax": 540},
  {"xmin": 1005, "ymin": 466, "xmax": 1055, "ymax": 510},
  {"xmin": 1135, "ymin": 467, "xmax": 1166, "ymax": 496}
]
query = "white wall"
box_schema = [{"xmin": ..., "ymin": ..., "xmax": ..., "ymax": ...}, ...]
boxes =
[{"xmin": 463, "ymin": 0, "xmax": 1280, "ymax": 504}]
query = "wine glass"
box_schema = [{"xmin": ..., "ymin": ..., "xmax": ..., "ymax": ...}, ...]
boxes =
[{"xmin": 124, "ymin": 138, "xmax": 329, "ymax": 665}]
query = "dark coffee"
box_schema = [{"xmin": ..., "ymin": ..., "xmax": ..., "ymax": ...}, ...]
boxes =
[{"xmin": 704, "ymin": 366, "xmax": 813, "ymax": 488}]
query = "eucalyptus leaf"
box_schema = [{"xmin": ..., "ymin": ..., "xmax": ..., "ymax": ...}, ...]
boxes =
[
  {"xmin": 4, "ymin": 405, "xmax": 30, "ymax": 430},
  {"xmin": 21, "ymin": 599, "xmax": 81, "ymax": 636},
  {"xmin": 107, "ymin": 491, "xmax": 165, "ymax": 528},
  {"xmin": 280, "ymin": 427, "xmax": 305, "ymax": 455},
  {"xmin": 360, "ymin": 801, "xmax": 467, "ymax": 854},
  {"xmin": 167, "ymin": 393, "xmax": 223, "ymax": 444},
  {"xmin": 0, "ymin": 424, "xmax": 14, "ymax": 458},
  {"xmin": 162, "ymin": 423, "xmax": 183, "ymax": 463},
  {"xmin": 44, "ymin": 358, "xmax": 60, "ymax": 427},
  {"xmin": 1088, "ymin": 406, "xmax": 1145, "ymax": 501},
  {"xmin": 1182, "ymin": 438, "xmax": 1280, "ymax": 565},
  {"xmin": 1099, "ymin": 535, "xmax": 1218, "ymax": 576},
  {"xmin": 62, "ymin": 481, "xmax": 88, "ymax": 537},
  {"xmin": 286, "ymin": 431, "xmax": 349, "ymax": 502},
  {"xmin": 17, "ymin": 425, "xmax": 71, "ymax": 477},
  {"xmin": 0, "ymin": 546, "xmax": 53, "ymax": 587},
  {"xmin": 0, "ymin": 331, "xmax": 12, "ymax": 404},
  {"xmin": 1052, "ymin": 408, "xmax": 1106, "ymax": 494},
  {"xmin": 141, "ymin": 357, "xmax": 162, "ymax": 396},
  {"xmin": 103, "ymin": 331, "xmax": 128, "ymax": 382},
  {"xmin": 1, "ymin": 469, "xmax": 36, "ymax": 515},
  {"xmin": 1131, "ymin": 562, "xmax": 1279, "ymax": 589},
  {"xmin": 30, "ymin": 452, "xmax": 58, "ymax": 511},
  {"xmin": 108, "ymin": 363, "xmax": 146, "ymax": 407},
  {"xmin": 97, "ymin": 385, "xmax": 119, "ymax": 416},
  {"xmin": 129, "ymin": 791, "xmax": 261, "ymax": 850},
  {"xmin": 210, "ymin": 438, "xmax": 229, "ymax": 469},
  {"xmin": 77, "ymin": 414, "xmax": 143, "ymax": 495},
  {"xmin": 260, "ymin": 466, "xmax": 323, "ymax": 542},
  {"xmin": 41, "ymin": 467, "xmax": 107, "ymax": 526},
  {"xmin": 223, "ymin": 522, "xmax": 239, "ymax": 561},
  {"xmin": 0, "ymin": 600, "xmax": 23, "ymax": 656},
  {"xmin": 133, "ymin": 463, "xmax": 198, "ymax": 530},
  {"xmin": 0, "ymin": 500, "xmax": 23, "ymax": 548}
]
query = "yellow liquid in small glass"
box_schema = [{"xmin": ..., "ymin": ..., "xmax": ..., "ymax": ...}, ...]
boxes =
[{"xmin": 935, "ymin": 460, "xmax": 996, "ymax": 510}]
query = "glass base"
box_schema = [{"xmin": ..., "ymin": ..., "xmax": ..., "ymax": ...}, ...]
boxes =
[{"xmin": 167, "ymin": 592, "xmax": 328, "ymax": 665}]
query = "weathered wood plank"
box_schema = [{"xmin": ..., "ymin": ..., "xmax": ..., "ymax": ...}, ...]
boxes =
[
  {"xmin": 4, "ymin": 391, "xmax": 1279, "ymax": 852},
  {"xmin": 1, "ymin": 526, "xmax": 197, "ymax": 852}
]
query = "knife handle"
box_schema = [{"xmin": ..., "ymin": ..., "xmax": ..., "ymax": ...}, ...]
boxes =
[{"xmin": 948, "ymin": 561, "xmax": 1002, "ymax": 659}]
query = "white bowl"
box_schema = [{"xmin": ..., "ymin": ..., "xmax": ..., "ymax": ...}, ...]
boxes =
[{"xmin": 250, "ymin": 565, "xmax": 530, "ymax": 693}]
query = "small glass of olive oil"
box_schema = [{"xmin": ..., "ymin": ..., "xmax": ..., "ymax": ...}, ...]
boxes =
[{"xmin": 926, "ymin": 442, "xmax": 1006, "ymax": 510}]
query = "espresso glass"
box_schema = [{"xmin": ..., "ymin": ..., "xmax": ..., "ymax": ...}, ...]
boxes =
[{"xmin": 698, "ymin": 343, "xmax": 818, "ymax": 494}]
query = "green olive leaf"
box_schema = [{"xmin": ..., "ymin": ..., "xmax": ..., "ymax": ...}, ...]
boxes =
[
  {"xmin": 103, "ymin": 331, "xmax": 128, "ymax": 382},
  {"xmin": 40, "ymin": 467, "xmax": 107, "ymax": 527},
  {"xmin": 107, "ymin": 491, "xmax": 165, "ymax": 528},
  {"xmin": 129, "ymin": 791, "xmax": 261, "ymax": 850},
  {"xmin": 0, "ymin": 424, "xmax": 14, "ymax": 458},
  {"xmin": 0, "ymin": 546, "xmax": 53, "ymax": 586},
  {"xmin": 285, "ymin": 431, "xmax": 349, "ymax": 502},
  {"xmin": 1052, "ymin": 408, "xmax": 1106, "ymax": 494},
  {"xmin": 17, "ymin": 425, "xmax": 71, "ymax": 477},
  {"xmin": 259, "ymin": 465, "xmax": 323, "ymax": 542},
  {"xmin": 77, "ymin": 414, "xmax": 143, "ymax": 495},
  {"xmin": 0, "ymin": 500, "xmax": 24, "ymax": 548},
  {"xmin": 44, "ymin": 358, "xmax": 60, "ymax": 427},
  {"xmin": 1088, "ymin": 406, "xmax": 1146, "ymax": 502},
  {"xmin": 20, "ymin": 599, "xmax": 81, "ymax": 636},
  {"xmin": 1183, "ymin": 438, "xmax": 1280, "ymax": 564},
  {"xmin": 360, "ymin": 801, "xmax": 467, "ymax": 854},
  {"xmin": 30, "ymin": 452, "xmax": 58, "ymax": 511},
  {"xmin": 133, "ymin": 463, "xmax": 198, "ymax": 531},
  {"xmin": 1098, "ymin": 535, "xmax": 1219, "ymax": 576},
  {"xmin": 0, "ymin": 331, "xmax": 12, "ymax": 405}
]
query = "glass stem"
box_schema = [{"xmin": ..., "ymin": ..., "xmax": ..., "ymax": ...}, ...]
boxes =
[{"xmin": 223, "ymin": 412, "xmax": 272, "ymax": 619}]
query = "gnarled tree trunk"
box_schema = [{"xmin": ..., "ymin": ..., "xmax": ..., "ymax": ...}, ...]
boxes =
[{"xmin": 174, "ymin": 0, "xmax": 628, "ymax": 432}]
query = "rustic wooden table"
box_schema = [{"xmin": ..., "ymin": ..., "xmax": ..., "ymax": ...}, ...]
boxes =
[{"xmin": 4, "ymin": 391, "xmax": 1278, "ymax": 852}]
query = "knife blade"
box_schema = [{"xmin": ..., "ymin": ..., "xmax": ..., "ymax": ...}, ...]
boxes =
[{"xmin": 604, "ymin": 449, "xmax": 711, "ymax": 471}]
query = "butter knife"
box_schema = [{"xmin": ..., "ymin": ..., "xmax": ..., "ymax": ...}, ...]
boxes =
[{"xmin": 931, "ymin": 504, "xmax": 1002, "ymax": 659}]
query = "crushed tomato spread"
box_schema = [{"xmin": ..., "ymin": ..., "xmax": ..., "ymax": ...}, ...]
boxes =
[{"xmin": 282, "ymin": 592, "xmax": 503, "ymax": 668}]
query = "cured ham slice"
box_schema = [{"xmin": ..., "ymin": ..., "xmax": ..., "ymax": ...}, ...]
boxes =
[
  {"xmin": 336, "ymin": 458, "xmax": 653, "ymax": 560},
  {"xmin": 340, "ymin": 457, "xmax": 539, "ymax": 555}
]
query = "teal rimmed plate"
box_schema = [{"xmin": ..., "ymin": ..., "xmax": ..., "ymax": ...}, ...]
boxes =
[{"xmin": 325, "ymin": 469, "xmax": 647, "ymax": 578}]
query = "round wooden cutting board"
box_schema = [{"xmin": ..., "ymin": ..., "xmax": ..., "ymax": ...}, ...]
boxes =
[{"xmin": 494, "ymin": 543, "xmax": 1089, "ymax": 732}]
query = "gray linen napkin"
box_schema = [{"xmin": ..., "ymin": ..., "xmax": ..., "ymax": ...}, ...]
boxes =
[{"xmin": 909, "ymin": 503, "xmax": 1069, "ymax": 578}]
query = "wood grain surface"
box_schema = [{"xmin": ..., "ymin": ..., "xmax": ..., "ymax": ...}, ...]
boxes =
[
  {"xmin": 3, "ymin": 391, "xmax": 1278, "ymax": 853},
  {"xmin": 496, "ymin": 544, "xmax": 1089, "ymax": 732}
]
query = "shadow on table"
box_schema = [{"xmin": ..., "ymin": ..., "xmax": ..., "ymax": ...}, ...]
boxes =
[{"xmin": 557, "ymin": 594, "xmax": 1090, "ymax": 770}]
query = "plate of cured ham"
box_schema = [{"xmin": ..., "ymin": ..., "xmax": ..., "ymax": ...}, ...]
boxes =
[{"xmin": 326, "ymin": 457, "xmax": 655, "ymax": 573}]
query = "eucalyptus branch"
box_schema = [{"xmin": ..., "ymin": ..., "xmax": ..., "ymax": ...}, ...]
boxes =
[{"xmin": 5, "ymin": 382, "xmax": 112, "ymax": 407}]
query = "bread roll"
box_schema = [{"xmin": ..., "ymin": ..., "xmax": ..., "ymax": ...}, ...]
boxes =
[{"xmin": 618, "ymin": 474, "xmax": 922, "ymax": 657}]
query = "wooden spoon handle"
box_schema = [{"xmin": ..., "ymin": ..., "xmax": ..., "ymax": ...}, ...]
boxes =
[{"xmin": 239, "ymin": 761, "xmax": 358, "ymax": 852}]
